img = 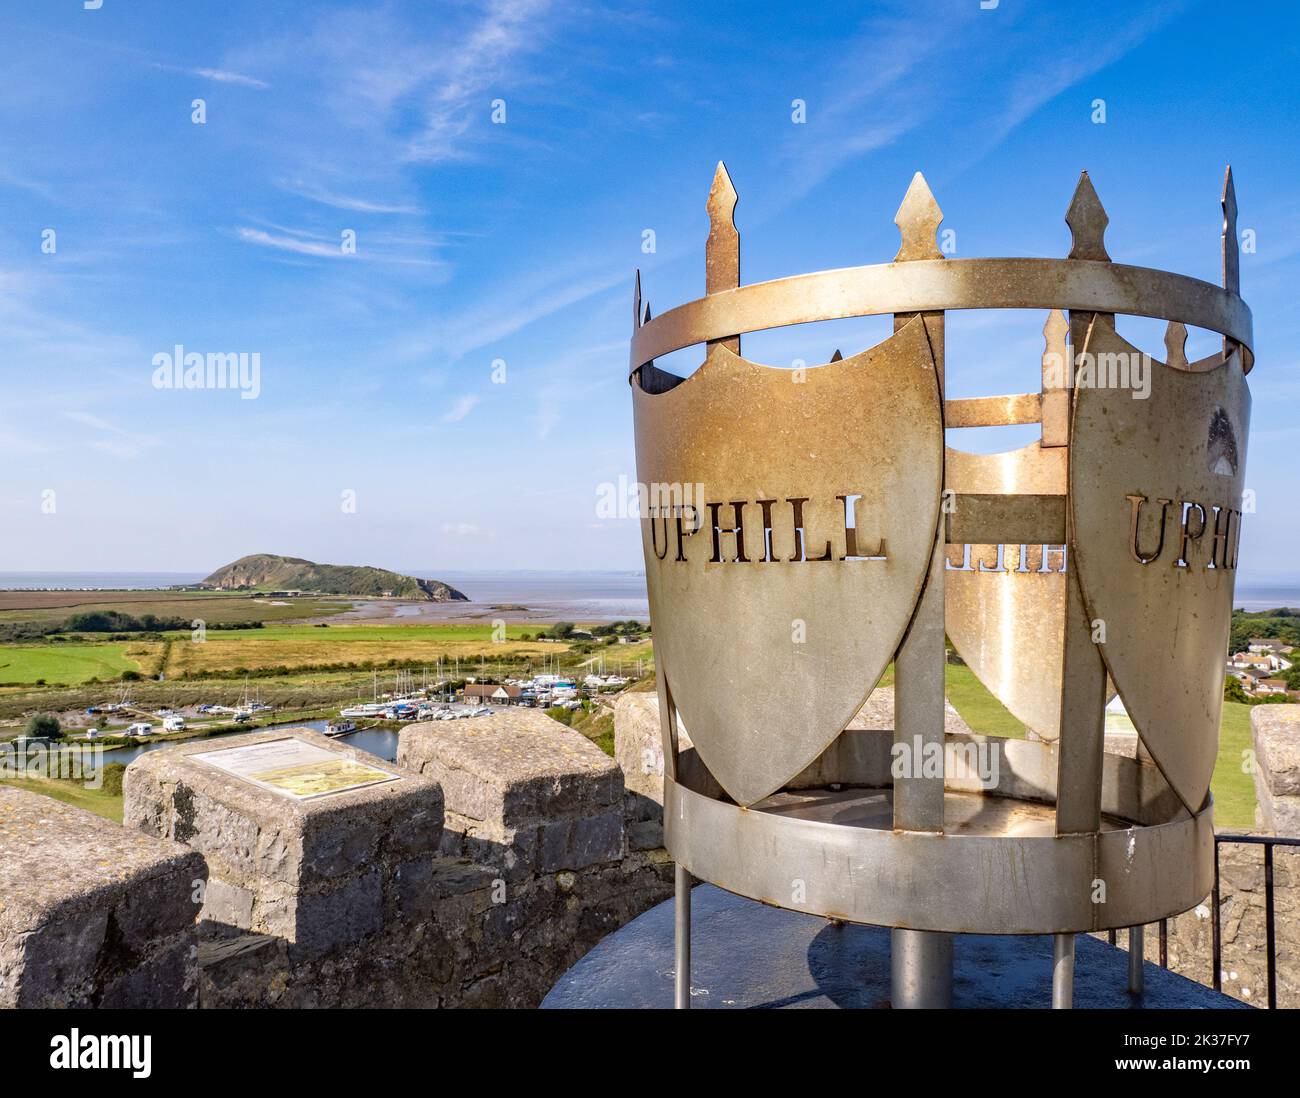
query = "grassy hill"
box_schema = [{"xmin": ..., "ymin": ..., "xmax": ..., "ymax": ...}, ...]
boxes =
[{"xmin": 201, "ymin": 554, "xmax": 467, "ymax": 601}]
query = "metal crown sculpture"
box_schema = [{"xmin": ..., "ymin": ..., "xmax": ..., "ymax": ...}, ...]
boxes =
[{"xmin": 628, "ymin": 164, "xmax": 1252, "ymax": 1007}]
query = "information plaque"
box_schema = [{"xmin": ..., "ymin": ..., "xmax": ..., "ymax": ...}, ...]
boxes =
[{"xmin": 192, "ymin": 737, "xmax": 400, "ymax": 801}]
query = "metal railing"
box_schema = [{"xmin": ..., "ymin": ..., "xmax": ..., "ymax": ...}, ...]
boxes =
[
  {"xmin": 1106, "ymin": 833, "xmax": 1296, "ymax": 1008},
  {"xmin": 1212, "ymin": 833, "xmax": 1300, "ymax": 1009}
]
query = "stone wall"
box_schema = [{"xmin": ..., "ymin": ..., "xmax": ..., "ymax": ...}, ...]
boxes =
[
  {"xmin": 119, "ymin": 716, "xmax": 672, "ymax": 1008},
  {"xmin": 1144, "ymin": 706, "xmax": 1300, "ymax": 1007},
  {"xmin": 0, "ymin": 785, "xmax": 205, "ymax": 1007},
  {"xmin": 1146, "ymin": 839, "xmax": 1298, "ymax": 1007},
  {"xmin": 10, "ymin": 692, "xmax": 1294, "ymax": 1009}
]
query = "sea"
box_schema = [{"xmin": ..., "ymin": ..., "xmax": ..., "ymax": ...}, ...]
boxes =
[
  {"xmin": 0, "ymin": 570, "xmax": 652, "ymax": 622},
  {"xmin": 2, "ymin": 572, "xmax": 1297, "ymax": 617}
]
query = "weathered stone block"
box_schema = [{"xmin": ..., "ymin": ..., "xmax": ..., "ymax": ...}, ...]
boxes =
[
  {"xmin": 124, "ymin": 727, "xmax": 442, "ymax": 958},
  {"xmin": 613, "ymin": 691, "xmax": 678, "ymax": 809},
  {"xmin": 0, "ymin": 785, "xmax": 205, "ymax": 1007},
  {"xmin": 398, "ymin": 710, "xmax": 625, "ymax": 876},
  {"xmin": 539, "ymin": 808, "xmax": 624, "ymax": 872},
  {"xmin": 1252, "ymin": 705, "xmax": 1300, "ymax": 834},
  {"xmin": 628, "ymin": 819, "xmax": 664, "ymax": 851}
]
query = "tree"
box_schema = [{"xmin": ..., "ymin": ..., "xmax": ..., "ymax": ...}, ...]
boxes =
[
  {"xmin": 23, "ymin": 713, "xmax": 62, "ymax": 740},
  {"xmin": 552, "ymin": 622, "xmax": 576, "ymax": 638},
  {"xmin": 1223, "ymin": 676, "xmax": 1250, "ymax": 704}
]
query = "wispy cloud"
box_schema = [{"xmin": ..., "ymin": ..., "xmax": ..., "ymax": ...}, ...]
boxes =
[
  {"xmin": 405, "ymin": 0, "xmax": 550, "ymax": 163},
  {"xmin": 772, "ymin": 0, "xmax": 1188, "ymax": 206},
  {"xmin": 421, "ymin": 257, "xmax": 628, "ymax": 362},
  {"xmin": 441, "ymin": 394, "xmax": 481, "ymax": 423},
  {"xmin": 234, "ymin": 224, "xmax": 444, "ymax": 268},
  {"xmin": 152, "ymin": 61, "xmax": 269, "ymax": 89},
  {"xmin": 62, "ymin": 411, "xmax": 159, "ymax": 459},
  {"xmin": 441, "ymin": 521, "xmax": 481, "ymax": 536},
  {"xmin": 235, "ymin": 227, "xmax": 346, "ymax": 258},
  {"xmin": 279, "ymin": 179, "xmax": 419, "ymax": 215},
  {"xmin": 194, "ymin": 67, "xmax": 269, "ymax": 89}
]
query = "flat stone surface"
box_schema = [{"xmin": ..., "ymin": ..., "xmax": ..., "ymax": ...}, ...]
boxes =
[
  {"xmin": 398, "ymin": 710, "xmax": 621, "ymax": 827},
  {"xmin": 124, "ymin": 727, "xmax": 443, "ymax": 890},
  {"xmin": 543, "ymin": 884, "xmax": 1250, "ymax": 1009},
  {"xmin": 0, "ymin": 785, "xmax": 203, "ymax": 935}
]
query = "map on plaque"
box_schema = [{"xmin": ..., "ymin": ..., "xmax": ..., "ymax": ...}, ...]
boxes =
[{"xmin": 192, "ymin": 737, "xmax": 400, "ymax": 800}]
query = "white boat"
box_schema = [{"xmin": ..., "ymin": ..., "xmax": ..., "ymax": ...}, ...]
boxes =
[{"xmin": 325, "ymin": 720, "xmax": 358, "ymax": 737}]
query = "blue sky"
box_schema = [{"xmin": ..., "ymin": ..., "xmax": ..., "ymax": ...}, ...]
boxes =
[{"xmin": 0, "ymin": 0, "xmax": 1296, "ymax": 577}]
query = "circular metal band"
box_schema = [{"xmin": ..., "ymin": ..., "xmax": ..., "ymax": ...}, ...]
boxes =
[
  {"xmin": 664, "ymin": 750, "xmax": 1214, "ymax": 935},
  {"xmin": 629, "ymin": 257, "xmax": 1253, "ymax": 374}
]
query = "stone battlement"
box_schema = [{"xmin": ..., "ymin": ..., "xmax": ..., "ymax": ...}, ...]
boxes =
[
  {"xmin": 3, "ymin": 697, "xmax": 1295, "ymax": 1008},
  {"xmin": 1, "ymin": 710, "xmax": 672, "ymax": 1009},
  {"xmin": 0, "ymin": 785, "xmax": 206, "ymax": 1008}
]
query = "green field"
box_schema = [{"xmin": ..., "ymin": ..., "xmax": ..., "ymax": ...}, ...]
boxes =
[
  {"xmin": 0, "ymin": 644, "xmax": 146, "ymax": 685},
  {"xmin": 1213, "ymin": 702, "xmax": 1254, "ymax": 830},
  {"xmin": 0, "ymin": 622, "xmax": 608, "ymax": 689},
  {"xmin": 0, "ymin": 604, "xmax": 1261, "ymax": 830},
  {"xmin": 943, "ymin": 664, "xmax": 1256, "ymax": 829},
  {"xmin": 942, "ymin": 663, "xmax": 1026, "ymax": 738},
  {"xmin": 0, "ymin": 775, "xmax": 123, "ymax": 822},
  {"xmin": 161, "ymin": 622, "xmax": 579, "ymax": 677}
]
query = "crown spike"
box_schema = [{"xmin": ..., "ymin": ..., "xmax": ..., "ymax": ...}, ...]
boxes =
[
  {"xmin": 643, "ymin": 302, "xmax": 652, "ymax": 325},
  {"xmin": 1222, "ymin": 165, "xmax": 1239, "ymax": 295},
  {"xmin": 706, "ymin": 161, "xmax": 740, "ymax": 352},
  {"xmin": 830, "ymin": 349, "xmax": 843, "ymax": 362},
  {"xmin": 1164, "ymin": 321, "xmax": 1188, "ymax": 370},
  {"xmin": 894, "ymin": 172, "xmax": 943, "ymax": 262},
  {"xmin": 706, "ymin": 161, "xmax": 740, "ymax": 295},
  {"xmin": 1042, "ymin": 309, "xmax": 1069, "ymax": 368},
  {"xmin": 1066, "ymin": 171, "xmax": 1110, "ymax": 261},
  {"xmin": 1040, "ymin": 310, "xmax": 1070, "ymax": 447},
  {"xmin": 633, "ymin": 270, "xmax": 642, "ymax": 330}
]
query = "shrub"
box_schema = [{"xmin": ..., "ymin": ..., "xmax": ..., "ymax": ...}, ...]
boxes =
[
  {"xmin": 98, "ymin": 763, "xmax": 126, "ymax": 797},
  {"xmin": 23, "ymin": 713, "xmax": 62, "ymax": 739}
]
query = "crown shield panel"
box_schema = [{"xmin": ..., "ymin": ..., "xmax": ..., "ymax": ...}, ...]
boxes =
[
  {"xmin": 1069, "ymin": 322, "xmax": 1250, "ymax": 811},
  {"xmin": 632, "ymin": 317, "xmax": 942, "ymax": 806}
]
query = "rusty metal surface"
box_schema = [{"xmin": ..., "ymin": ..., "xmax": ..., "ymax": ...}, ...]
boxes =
[
  {"xmin": 946, "ymin": 393, "xmax": 1041, "ymax": 428},
  {"xmin": 706, "ymin": 161, "xmax": 740, "ymax": 354},
  {"xmin": 629, "ymin": 258, "xmax": 1254, "ymax": 374},
  {"xmin": 631, "ymin": 165, "xmax": 1254, "ymax": 944},
  {"xmin": 945, "ymin": 441, "xmax": 1067, "ymax": 496},
  {"xmin": 665, "ymin": 766, "xmax": 1214, "ymax": 935},
  {"xmin": 1041, "ymin": 309, "xmax": 1071, "ymax": 446},
  {"xmin": 943, "ymin": 438, "xmax": 1070, "ymax": 740},
  {"xmin": 944, "ymin": 543, "xmax": 1068, "ymax": 740},
  {"xmin": 890, "ymin": 176, "xmax": 949, "ymax": 837},
  {"xmin": 1069, "ymin": 325, "xmax": 1251, "ymax": 812},
  {"xmin": 945, "ymin": 495, "xmax": 1066, "ymax": 545},
  {"xmin": 633, "ymin": 318, "xmax": 942, "ymax": 807}
]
